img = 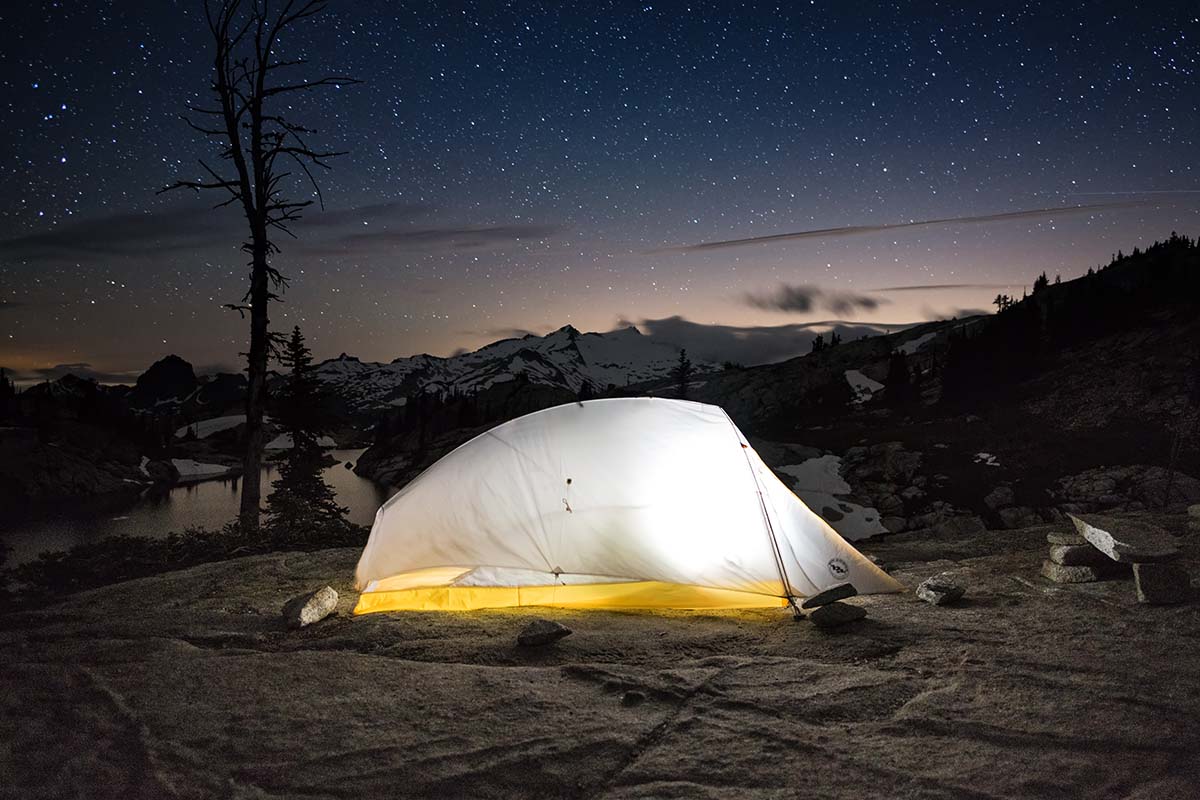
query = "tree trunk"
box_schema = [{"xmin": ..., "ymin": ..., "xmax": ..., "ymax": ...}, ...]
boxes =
[{"xmin": 238, "ymin": 247, "xmax": 271, "ymax": 534}]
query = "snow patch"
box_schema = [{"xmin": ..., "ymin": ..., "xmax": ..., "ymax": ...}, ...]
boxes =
[
  {"xmin": 171, "ymin": 459, "xmax": 234, "ymax": 479},
  {"xmin": 139, "ymin": 455, "xmax": 151, "ymax": 477},
  {"xmin": 175, "ymin": 415, "xmax": 245, "ymax": 440},
  {"xmin": 776, "ymin": 455, "xmax": 850, "ymax": 495},
  {"xmin": 898, "ymin": 331, "xmax": 937, "ymax": 355},
  {"xmin": 844, "ymin": 370, "xmax": 884, "ymax": 404},
  {"xmin": 974, "ymin": 452, "xmax": 1001, "ymax": 467},
  {"xmin": 777, "ymin": 455, "xmax": 887, "ymax": 541}
]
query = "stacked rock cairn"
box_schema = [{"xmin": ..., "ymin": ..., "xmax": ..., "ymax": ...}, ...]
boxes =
[{"xmin": 1040, "ymin": 514, "xmax": 1191, "ymax": 605}]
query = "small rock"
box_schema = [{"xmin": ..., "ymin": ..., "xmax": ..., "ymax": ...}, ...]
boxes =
[
  {"xmin": 1048, "ymin": 543, "xmax": 1111, "ymax": 567},
  {"xmin": 1133, "ymin": 563, "xmax": 1192, "ymax": 605},
  {"xmin": 517, "ymin": 618, "xmax": 573, "ymax": 647},
  {"xmin": 621, "ymin": 690, "xmax": 646, "ymax": 707},
  {"xmin": 801, "ymin": 583, "xmax": 858, "ymax": 609},
  {"xmin": 282, "ymin": 586, "xmax": 338, "ymax": 629},
  {"xmin": 1069, "ymin": 514, "xmax": 1181, "ymax": 563},
  {"xmin": 916, "ymin": 572, "xmax": 966, "ymax": 605},
  {"xmin": 1047, "ymin": 530, "xmax": 1088, "ymax": 546},
  {"xmin": 809, "ymin": 601, "xmax": 867, "ymax": 629},
  {"xmin": 1040, "ymin": 560, "xmax": 1130, "ymax": 584}
]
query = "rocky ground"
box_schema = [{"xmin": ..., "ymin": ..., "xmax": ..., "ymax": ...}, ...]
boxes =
[{"xmin": 2, "ymin": 513, "xmax": 1198, "ymax": 799}]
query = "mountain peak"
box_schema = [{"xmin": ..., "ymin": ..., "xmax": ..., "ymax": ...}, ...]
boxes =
[
  {"xmin": 130, "ymin": 354, "xmax": 197, "ymax": 408},
  {"xmin": 312, "ymin": 323, "xmax": 717, "ymax": 413}
]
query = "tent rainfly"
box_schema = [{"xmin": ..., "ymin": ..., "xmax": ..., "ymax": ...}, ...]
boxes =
[{"xmin": 354, "ymin": 398, "xmax": 901, "ymax": 613}]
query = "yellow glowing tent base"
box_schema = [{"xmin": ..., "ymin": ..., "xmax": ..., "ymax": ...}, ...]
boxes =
[
  {"xmin": 353, "ymin": 399, "xmax": 902, "ymax": 614},
  {"xmin": 354, "ymin": 580, "xmax": 787, "ymax": 613}
]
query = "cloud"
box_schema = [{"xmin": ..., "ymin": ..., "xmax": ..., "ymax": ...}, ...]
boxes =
[
  {"xmin": 0, "ymin": 207, "xmax": 235, "ymax": 261},
  {"xmin": 0, "ymin": 200, "xmax": 432, "ymax": 263},
  {"xmin": 308, "ymin": 224, "xmax": 558, "ymax": 255},
  {"xmin": 869, "ymin": 283, "xmax": 1018, "ymax": 292},
  {"xmin": 666, "ymin": 202, "xmax": 1146, "ymax": 252},
  {"xmin": 456, "ymin": 326, "xmax": 542, "ymax": 340},
  {"xmin": 620, "ymin": 315, "xmax": 917, "ymax": 365},
  {"xmin": 743, "ymin": 284, "xmax": 884, "ymax": 316},
  {"xmin": 305, "ymin": 201, "xmax": 431, "ymax": 228}
]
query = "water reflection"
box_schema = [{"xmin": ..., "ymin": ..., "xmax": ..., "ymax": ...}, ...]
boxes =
[{"xmin": 2, "ymin": 449, "xmax": 391, "ymax": 565}]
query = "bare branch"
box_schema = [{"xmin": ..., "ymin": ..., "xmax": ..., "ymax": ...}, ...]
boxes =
[{"xmin": 262, "ymin": 75, "xmax": 361, "ymax": 97}]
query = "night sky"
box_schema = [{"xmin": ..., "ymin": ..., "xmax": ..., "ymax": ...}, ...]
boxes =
[{"xmin": 1, "ymin": 1, "xmax": 1198, "ymax": 381}]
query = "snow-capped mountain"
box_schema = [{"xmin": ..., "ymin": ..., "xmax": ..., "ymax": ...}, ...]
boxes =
[{"xmin": 313, "ymin": 324, "xmax": 714, "ymax": 413}]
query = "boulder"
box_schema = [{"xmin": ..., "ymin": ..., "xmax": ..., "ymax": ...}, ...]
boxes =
[
  {"xmin": 916, "ymin": 572, "xmax": 966, "ymax": 606},
  {"xmin": 801, "ymin": 583, "xmax": 858, "ymax": 609},
  {"xmin": 621, "ymin": 690, "xmax": 646, "ymax": 707},
  {"xmin": 875, "ymin": 493, "xmax": 905, "ymax": 516},
  {"xmin": 1133, "ymin": 564, "xmax": 1192, "ymax": 605},
  {"xmin": 1069, "ymin": 514, "xmax": 1180, "ymax": 563},
  {"xmin": 1047, "ymin": 530, "xmax": 1088, "ymax": 546},
  {"xmin": 809, "ymin": 601, "xmax": 867, "ymax": 629},
  {"xmin": 281, "ymin": 586, "xmax": 338, "ymax": 629},
  {"xmin": 1048, "ymin": 543, "xmax": 1111, "ymax": 567},
  {"xmin": 842, "ymin": 442, "xmax": 922, "ymax": 484},
  {"xmin": 984, "ymin": 486, "xmax": 1015, "ymax": 510},
  {"xmin": 1053, "ymin": 466, "xmax": 1200, "ymax": 513},
  {"xmin": 1188, "ymin": 504, "xmax": 1200, "ymax": 519},
  {"xmin": 1040, "ymin": 560, "xmax": 1130, "ymax": 584},
  {"xmin": 998, "ymin": 506, "xmax": 1041, "ymax": 529},
  {"xmin": 517, "ymin": 618, "xmax": 573, "ymax": 647}
]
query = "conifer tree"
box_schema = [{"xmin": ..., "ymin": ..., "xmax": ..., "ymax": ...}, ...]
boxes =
[
  {"xmin": 674, "ymin": 349, "xmax": 693, "ymax": 400},
  {"xmin": 0, "ymin": 368, "xmax": 13, "ymax": 422},
  {"xmin": 264, "ymin": 326, "xmax": 353, "ymax": 544}
]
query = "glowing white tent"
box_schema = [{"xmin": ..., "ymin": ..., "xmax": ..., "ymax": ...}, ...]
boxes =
[{"xmin": 354, "ymin": 398, "xmax": 901, "ymax": 613}]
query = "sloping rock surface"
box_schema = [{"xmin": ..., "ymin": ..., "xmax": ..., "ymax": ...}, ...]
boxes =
[{"xmin": 1, "ymin": 515, "xmax": 1199, "ymax": 799}]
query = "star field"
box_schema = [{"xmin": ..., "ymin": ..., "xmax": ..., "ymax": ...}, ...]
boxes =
[{"xmin": 1, "ymin": 1, "xmax": 1198, "ymax": 378}]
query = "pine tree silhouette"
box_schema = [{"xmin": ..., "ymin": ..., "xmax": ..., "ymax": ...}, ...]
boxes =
[
  {"xmin": 673, "ymin": 349, "xmax": 693, "ymax": 400},
  {"xmin": 264, "ymin": 327, "xmax": 353, "ymax": 545}
]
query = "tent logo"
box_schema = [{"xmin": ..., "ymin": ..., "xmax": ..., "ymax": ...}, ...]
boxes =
[{"xmin": 827, "ymin": 558, "xmax": 849, "ymax": 579}]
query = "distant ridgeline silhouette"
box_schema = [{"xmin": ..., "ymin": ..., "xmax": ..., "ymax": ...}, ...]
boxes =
[{"xmin": 941, "ymin": 232, "xmax": 1200, "ymax": 408}]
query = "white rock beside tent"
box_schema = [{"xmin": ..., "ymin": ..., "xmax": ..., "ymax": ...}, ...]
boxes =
[{"xmin": 282, "ymin": 586, "xmax": 339, "ymax": 628}]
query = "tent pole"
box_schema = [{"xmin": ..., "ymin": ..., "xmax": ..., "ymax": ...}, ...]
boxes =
[{"xmin": 721, "ymin": 410, "xmax": 802, "ymax": 616}]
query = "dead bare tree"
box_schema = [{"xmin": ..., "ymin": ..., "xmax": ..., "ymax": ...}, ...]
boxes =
[{"xmin": 162, "ymin": 0, "xmax": 357, "ymax": 534}]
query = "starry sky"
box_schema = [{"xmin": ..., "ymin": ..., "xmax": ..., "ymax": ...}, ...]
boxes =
[{"xmin": 1, "ymin": 0, "xmax": 1198, "ymax": 381}]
